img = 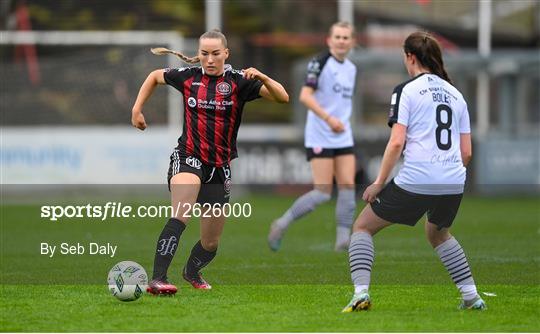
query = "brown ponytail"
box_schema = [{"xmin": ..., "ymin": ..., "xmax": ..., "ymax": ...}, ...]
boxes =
[{"xmin": 403, "ymin": 32, "xmax": 452, "ymax": 84}]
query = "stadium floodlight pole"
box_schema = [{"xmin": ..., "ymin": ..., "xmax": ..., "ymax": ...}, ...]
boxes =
[
  {"xmin": 205, "ymin": 0, "xmax": 222, "ymax": 31},
  {"xmin": 477, "ymin": 0, "xmax": 491, "ymax": 138},
  {"xmin": 338, "ymin": 0, "xmax": 354, "ymax": 25}
]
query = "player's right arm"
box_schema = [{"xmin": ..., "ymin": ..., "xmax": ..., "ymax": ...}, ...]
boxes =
[
  {"xmin": 131, "ymin": 70, "xmax": 166, "ymax": 130},
  {"xmin": 301, "ymin": 56, "xmax": 344, "ymax": 133},
  {"xmin": 299, "ymin": 86, "xmax": 344, "ymax": 133},
  {"xmin": 460, "ymin": 134, "xmax": 472, "ymax": 167},
  {"xmin": 363, "ymin": 123, "xmax": 406, "ymax": 203}
]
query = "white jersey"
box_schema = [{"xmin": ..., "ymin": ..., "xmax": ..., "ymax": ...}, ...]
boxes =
[
  {"xmin": 388, "ymin": 73, "xmax": 471, "ymax": 195},
  {"xmin": 304, "ymin": 51, "xmax": 357, "ymax": 149}
]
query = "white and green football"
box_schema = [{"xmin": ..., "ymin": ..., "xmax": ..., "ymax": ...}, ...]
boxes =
[{"xmin": 107, "ymin": 261, "xmax": 148, "ymax": 302}]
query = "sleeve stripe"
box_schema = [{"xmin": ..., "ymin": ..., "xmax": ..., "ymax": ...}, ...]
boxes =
[{"xmin": 388, "ymin": 86, "xmax": 404, "ymax": 128}]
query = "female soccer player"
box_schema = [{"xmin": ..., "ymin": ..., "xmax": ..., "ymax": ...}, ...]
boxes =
[
  {"xmin": 132, "ymin": 29, "xmax": 289, "ymax": 295},
  {"xmin": 342, "ymin": 32, "xmax": 486, "ymax": 311},
  {"xmin": 268, "ymin": 22, "xmax": 357, "ymax": 252}
]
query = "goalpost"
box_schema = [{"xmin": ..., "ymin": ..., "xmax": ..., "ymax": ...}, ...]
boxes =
[
  {"xmin": 0, "ymin": 30, "xmax": 185, "ymax": 130},
  {"xmin": 0, "ymin": 29, "xmax": 310, "ymax": 186}
]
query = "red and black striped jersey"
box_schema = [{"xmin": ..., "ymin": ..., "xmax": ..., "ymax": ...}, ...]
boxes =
[{"xmin": 164, "ymin": 65, "xmax": 263, "ymax": 167}]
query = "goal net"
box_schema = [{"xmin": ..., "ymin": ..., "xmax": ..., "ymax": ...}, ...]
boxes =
[{"xmin": 0, "ymin": 31, "xmax": 185, "ymax": 128}]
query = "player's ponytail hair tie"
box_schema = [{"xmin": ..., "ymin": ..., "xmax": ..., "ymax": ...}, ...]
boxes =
[{"xmin": 150, "ymin": 47, "xmax": 200, "ymax": 64}]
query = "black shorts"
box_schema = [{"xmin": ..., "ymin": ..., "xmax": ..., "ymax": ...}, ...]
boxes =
[
  {"xmin": 370, "ymin": 179, "xmax": 463, "ymax": 230},
  {"xmin": 305, "ymin": 146, "xmax": 354, "ymax": 161},
  {"xmin": 167, "ymin": 150, "xmax": 231, "ymax": 205}
]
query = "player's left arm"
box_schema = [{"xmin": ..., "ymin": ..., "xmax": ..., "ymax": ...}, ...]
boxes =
[
  {"xmin": 363, "ymin": 123, "xmax": 406, "ymax": 203},
  {"xmin": 459, "ymin": 104, "xmax": 472, "ymax": 167},
  {"xmin": 242, "ymin": 67, "xmax": 289, "ymax": 103}
]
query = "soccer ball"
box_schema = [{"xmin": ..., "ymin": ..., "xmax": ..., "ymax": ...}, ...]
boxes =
[{"xmin": 107, "ymin": 261, "xmax": 148, "ymax": 301}]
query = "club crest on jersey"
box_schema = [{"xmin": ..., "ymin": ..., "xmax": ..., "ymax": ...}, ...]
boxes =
[
  {"xmin": 216, "ymin": 82, "xmax": 232, "ymax": 96},
  {"xmin": 188, "ymin": 97, "xmax": 197, "ymax": 108},
  {"xmin": 186, "ymin": 156, "xmax": 202, "ymax": 169}
]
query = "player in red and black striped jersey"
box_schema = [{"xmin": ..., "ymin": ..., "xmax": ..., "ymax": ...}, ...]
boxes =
[
  {"xmin": 163, "ymin": 64, "xmax": 262, "ymax": 166},
  {"xmin": 131, "ymin": 29, "xmax": 289, "ymax": 295}
]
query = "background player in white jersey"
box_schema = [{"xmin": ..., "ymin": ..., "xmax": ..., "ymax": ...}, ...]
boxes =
[
  {"xmin": 342, "ymin": 32, "xmax": 486, "ymax": 312},
  {"xmin": 268, "ymin": 22, "xmax": 357, "ymax": 252}
]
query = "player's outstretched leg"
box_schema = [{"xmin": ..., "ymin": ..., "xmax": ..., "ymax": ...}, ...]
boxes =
[
  {"xmin": 183, "ymin": 240, "xmax": 216, "ymax": 290},
  {"xmin": 268, "ymin": 189, "xmax": 331, "ymax": 251},
  {"xmin": 335, "ymin": 188, "xmax": 355, "ymax": 251},
  {"xmin": 147, "ymin": 217, "xmax": 186, "ymax": 295},
  {"xmin": 427, "ymin": 223, "xmax": 486, "ymax": 310}
]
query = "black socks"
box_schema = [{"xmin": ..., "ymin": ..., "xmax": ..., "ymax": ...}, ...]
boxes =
[
  {"xmin": 152, "ymin": 218, "xmax": 186, "ymax": 281},
  {"xmin": 185, "ymin": 240, "xmax": 217, "ymax": 277}
]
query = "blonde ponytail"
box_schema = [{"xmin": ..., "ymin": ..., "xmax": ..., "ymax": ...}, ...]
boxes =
[
  {"xmin": 150, "ymin": 29, "xmax": 227, "ymax": 65},
  {"xmin": 150, "ymin": 47, "xmax": 199, "ymax": 64}
]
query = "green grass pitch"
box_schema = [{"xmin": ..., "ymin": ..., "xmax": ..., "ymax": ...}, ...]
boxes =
[{"xmin": 1, "ymin": 194, "xmax": 539, "ymax": 332}]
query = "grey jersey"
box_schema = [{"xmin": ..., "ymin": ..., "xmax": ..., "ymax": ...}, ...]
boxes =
[{"xmin": 304, "ymin": 51, "xmax": 357, "ymax": 149}]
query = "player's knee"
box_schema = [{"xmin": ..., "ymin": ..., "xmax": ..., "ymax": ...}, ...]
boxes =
[
  {"xmin": 352, "ymin": 224, "xmax": 377, "ymax": 236},
  {"xmin": 201, "ymin": 239, "xmax": 219, "ymax": 252},
  {"xmin": 426, "ymin": 226, "xmax": 451, "ymax": 248},
  {"xmin": 352, "ymin": 217, "xmax": 373, "ymax": 235},
  {"xmin": 352, "ymin": 225, "xmax": 366, "ymax": 234}
]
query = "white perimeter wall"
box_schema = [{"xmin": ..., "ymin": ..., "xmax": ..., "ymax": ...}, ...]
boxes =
[{"xmin": 1, "ymin": 127, "xmax": 313, "ymax": 185}]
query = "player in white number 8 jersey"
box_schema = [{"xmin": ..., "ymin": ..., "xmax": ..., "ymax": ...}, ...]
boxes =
[
  {"xmin": 342, "ymin": 32, "xmax": 486, "ymax": 312},
  {"xmin": 389, "ymin": 57, "xmax": 469, "ymax": 195}
]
